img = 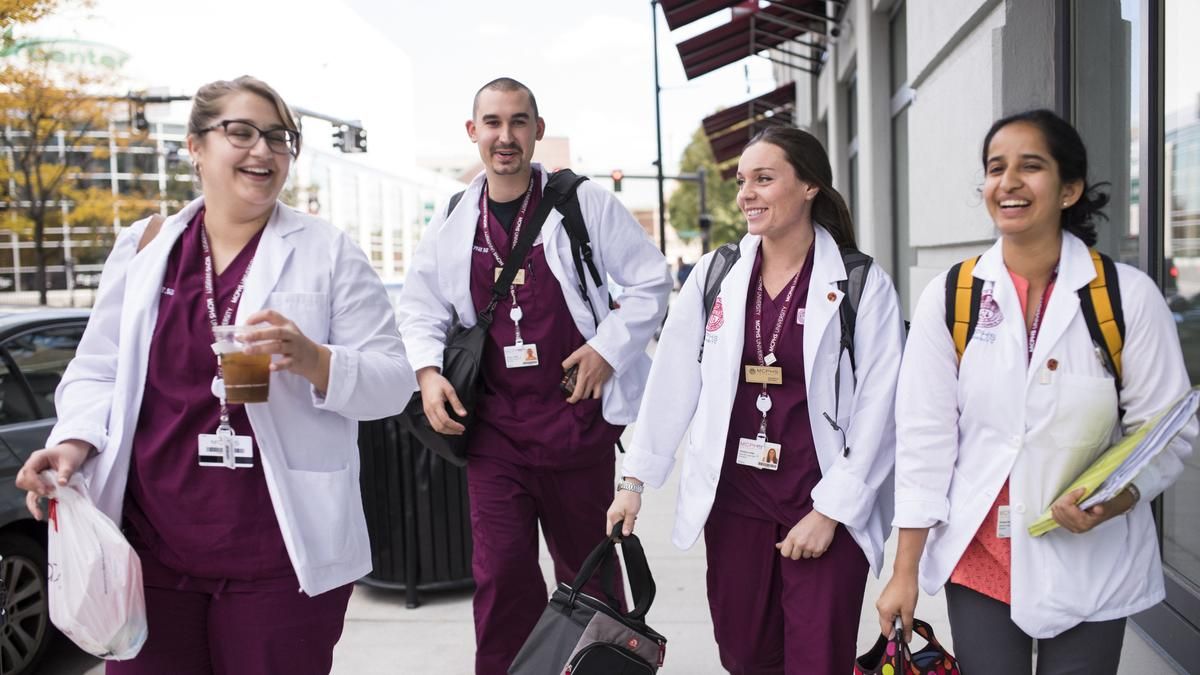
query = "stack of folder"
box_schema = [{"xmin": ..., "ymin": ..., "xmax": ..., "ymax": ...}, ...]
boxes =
[{"xmin": 1029, "ymin": 387, "xmax": 1200, "ymax": 537}]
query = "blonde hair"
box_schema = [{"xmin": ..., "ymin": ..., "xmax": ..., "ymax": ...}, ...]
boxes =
[{"xmin": 188, "ymin": 75, "xmax": 301, "ymax": 156}]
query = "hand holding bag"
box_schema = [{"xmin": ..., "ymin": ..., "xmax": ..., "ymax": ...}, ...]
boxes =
[
  {"xmin": 399, "ymin": 188, "xmax": 558, "ymax": 466},
  {"xmin": 508, "ymin": 524, "xmax": 667, "ymax": 675},
  {"xmin": 855, "ymin": 618, "xmax": 959, "ymax": 675},
  {"xmin": 44, "ymin": 471, "xmax": 147, "ymax": 660}
]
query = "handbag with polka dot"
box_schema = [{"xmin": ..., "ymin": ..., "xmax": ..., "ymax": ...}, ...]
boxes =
[{"xmin": 855, "ymin": 618, "xmax": 960, "ymax": 675}]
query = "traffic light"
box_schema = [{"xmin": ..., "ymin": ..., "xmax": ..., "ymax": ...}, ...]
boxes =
[
  {"xmin": 611, "ymin": 169, "xmax": 623, "ymax": 192},
  {"xmin": 333, "ymin": 124, "xmax": 367, "ymax": 153},
  {"xmin": 332, "ymin": 124, "xmax": 348, "ymax": 151},
  {"xmin": 352, "ymin": 127, "xmax": 368, "ymax": 153}
]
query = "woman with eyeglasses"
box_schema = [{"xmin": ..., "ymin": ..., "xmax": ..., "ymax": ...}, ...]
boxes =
[{"xmin": 15, "ymin": 76, "xmax": 415, "ymax": 674}]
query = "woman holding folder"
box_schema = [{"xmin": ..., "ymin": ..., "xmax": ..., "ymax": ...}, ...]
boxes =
[{"xmin": 875, "ymin": 109, "xmax": 1197, "ymax": 674}]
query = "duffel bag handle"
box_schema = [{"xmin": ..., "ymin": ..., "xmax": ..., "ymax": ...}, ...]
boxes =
[{"xmin": 567, "ymin": 523, "xmax": 657, "ymax": 622}]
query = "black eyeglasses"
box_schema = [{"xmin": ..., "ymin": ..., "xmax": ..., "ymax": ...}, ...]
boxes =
[{"xmin": 199, "ymin": 120, "xmax": 300, "ymax": 157}]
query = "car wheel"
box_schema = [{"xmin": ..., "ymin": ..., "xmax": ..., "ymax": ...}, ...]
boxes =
[{"xmin": 0, "ymin": 533, "xmax": 52, "ymax": 675}]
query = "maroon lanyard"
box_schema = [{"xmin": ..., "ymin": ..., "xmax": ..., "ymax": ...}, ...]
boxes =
[
  {"xmin": 1025, "ymin": 267, "xmax": 1058, "ymax": 362},
  {"xmin": 200, "ymin": 224, "xmax": 255, "ymax": 427},
  {"xmin": 753, "ymin": 267, "xmax": 803, "ymax": 368},
  {"xmin": 478, "ymin": 176, "xmax": 534, "ymax": 267}
]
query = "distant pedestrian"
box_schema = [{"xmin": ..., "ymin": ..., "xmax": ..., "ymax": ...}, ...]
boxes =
[
  {"xmin": 16, "ymin": 75, "xmax": 414, "ymax": 675},
  {"xmin": 676, "ymin": 255, "xmax": 694, "ymax": 289}
]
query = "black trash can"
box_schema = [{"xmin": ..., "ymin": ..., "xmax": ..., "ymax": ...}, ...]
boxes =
[{"xmin": 357, "ymin": 415, "xmax": 474, "ymax": 608}]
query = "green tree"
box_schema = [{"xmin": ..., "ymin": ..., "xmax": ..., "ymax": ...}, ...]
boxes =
[
  {"xmin": 668, "ymin": 126, "xmax": 743, "ymax": 249},
  {"xmin": 0, "ymin": 59, "xmax": 115, "ymax": 303}
]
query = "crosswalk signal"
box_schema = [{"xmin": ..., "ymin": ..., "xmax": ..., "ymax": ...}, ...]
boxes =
[{"xmin": 611, "ymin": 169, "xmax": 624, "ymax": 192}]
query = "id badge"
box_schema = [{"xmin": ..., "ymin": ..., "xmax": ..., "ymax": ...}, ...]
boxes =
[
  {"xmin": 997, "ymin": 505, "xmax": 1011, "ymax": 539},
  {"xmin": 198, "ymin": 430, "xmax": 254, "ymax": 469},
  {"xmin": 495, "ymin": 268, "xmax": 527, "ymax": 285},
  {"xmin": 736, "ymin": 437, "xmax": 781, "ymax": 471},
  {"xmin": 744, "ymin": 365, "xmax": 783, "ymax": 385},
  {"xmin": 504, "ymin": 343, "xmax": 540, "ymax": 368}
]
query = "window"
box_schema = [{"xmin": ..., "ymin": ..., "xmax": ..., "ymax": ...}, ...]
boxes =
[
  {"xmin": 1161, "ymin": 0, "xmax": 1200, "ymax": 598},
  {"xmin": 3, "ymin": 324, "xmax": 85, "ymax": 418},
  {"xmin": 0, "ymin": 357, "xmax": 37, "ymax": 426}
]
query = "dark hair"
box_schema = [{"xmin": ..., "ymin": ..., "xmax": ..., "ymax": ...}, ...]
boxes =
[
  {"xmin": 981, "ymin": 109, "xmax": 1109, "ymax": 246},
  {"xmin": 473, "ymin": 77, "xmax": 539, "ymax": 119},
  {"xmin": 745, "ymin": 126, "xmax": 858, "ymax": 250}
]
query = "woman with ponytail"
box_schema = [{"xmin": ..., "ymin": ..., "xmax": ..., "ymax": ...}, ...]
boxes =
[
  {"xmin": 608, "ymin": 126, "xmax": 905, "ymax": 673},
  {"xmin": 876, "ymin": 109, "xmax": 1196, "ymax": 674}
]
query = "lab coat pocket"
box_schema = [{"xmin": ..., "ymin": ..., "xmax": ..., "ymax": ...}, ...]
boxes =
[
  {"xmin": 268, "ymin": 291, "xmax": 331, "ymax": 344},
  {"xmin": 1048, "ymin": 373, "xmax": 1119, "ymax": 452},
  {"xmin": 278, "ymin": 464, "xmax": 354, "ymax": 566}
]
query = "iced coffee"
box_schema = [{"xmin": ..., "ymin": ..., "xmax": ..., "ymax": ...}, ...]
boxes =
[{"xmin": 211, "ymin": 325, "xmax": 271, "ymax": 403}]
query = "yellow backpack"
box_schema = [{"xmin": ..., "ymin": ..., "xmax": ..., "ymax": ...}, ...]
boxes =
[{"xmin": 944, "ymin": 249, "xmax": 1125, "ymax": 388}]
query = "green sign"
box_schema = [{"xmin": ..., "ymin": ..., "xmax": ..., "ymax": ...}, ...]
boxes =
[{"xmin": 0, "ymin": 37, "xmax": 130, "ymax": 71}]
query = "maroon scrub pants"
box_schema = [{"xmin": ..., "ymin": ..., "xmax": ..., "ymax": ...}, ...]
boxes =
[
  {"xmin": 704, "ymin": 507, "xmax": 868, "ymax": 675},
  {"xmin": 106, "ymin": 580, "xmax": 353, "ymax": 675},
  {"xmin": 467, "ymin": 454, "xmax": 622, "ymax": 675}
]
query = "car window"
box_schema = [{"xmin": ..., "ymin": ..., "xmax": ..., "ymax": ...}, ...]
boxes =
[
  {"xmin": 0, "ymin": 356, "xmax": 37, "ymax": 425},
  {"xmin": 3, "ymin": 324, "xmax": 85, "ymax": 418}
]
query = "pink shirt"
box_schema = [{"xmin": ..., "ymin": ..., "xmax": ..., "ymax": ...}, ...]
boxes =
[{"xmin": 950, "ymin": 269, "xmax": 1056, "ymax": 604}]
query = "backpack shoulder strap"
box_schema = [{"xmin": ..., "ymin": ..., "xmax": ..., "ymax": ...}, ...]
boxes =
[
  {"xmin": 1077, "ymin": 248, "xmax": 1125, "ymax": 388},
  {"xmin": 444, "ymin": 190, "xmax": 465, "ymax": 218},
  {"xmin": 944, "ymin": 255, "xmax": 984, "ymax": 363},
  {"xmin": 546, "ymin": 169, "xmax": 604, "ymax": 326},
  {"xmin": 835, "ymin": 248, "xmax": 874, "ymax": 371},
  {"xmin": 697, "ymin": 243, "xmax": 741, "ymax": 362},
  {"xmin": 137, "ymin": 214, "xmax": 166, "ymax": 253}
]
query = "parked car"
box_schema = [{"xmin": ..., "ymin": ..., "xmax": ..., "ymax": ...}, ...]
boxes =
[{"xmin": 0, "ymin": 309, "xmax": 89, "ymax": 675}]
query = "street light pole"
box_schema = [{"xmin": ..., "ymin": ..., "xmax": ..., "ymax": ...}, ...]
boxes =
[{"xmin": 651, "ymin": 0, "xmax": 667, "ymax": 254}]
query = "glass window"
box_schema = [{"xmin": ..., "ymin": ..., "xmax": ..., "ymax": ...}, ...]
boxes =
[
  {"xmin": 3, "ymin": 324, "xmax": 85, "ymax": 418},
  {"xmin": 0, "ymin": 357, "xmax": 37, "ymax": 426},
  {"xmin": 1162, "ymin": 0, "xmax": 1200, "ymax": 594},
  {"xmin": 847, "ymin": 75, "xmax": 859, "ymax": 221}
]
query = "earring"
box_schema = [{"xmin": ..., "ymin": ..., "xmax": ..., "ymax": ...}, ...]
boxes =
[{"xmin": 1062, "ymin": 201, "xmax": 1068, "ymax": 207}]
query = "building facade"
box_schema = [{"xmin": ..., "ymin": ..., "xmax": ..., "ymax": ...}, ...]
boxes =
[{"xmin": 664, "ymin": 0, "xmax": 1199, "ymax": 667}]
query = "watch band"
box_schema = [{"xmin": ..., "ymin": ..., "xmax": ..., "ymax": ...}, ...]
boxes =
[{"xmin": 616, "ymin": 480, "xmax": 644, "ymax": 494}]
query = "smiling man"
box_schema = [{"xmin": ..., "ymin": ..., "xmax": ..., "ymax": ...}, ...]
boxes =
[{"xmin": 396, "ymin": 77, "xmax": 671, "ymax": 674}]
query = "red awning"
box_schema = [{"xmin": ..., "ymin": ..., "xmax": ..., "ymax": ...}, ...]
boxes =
[
  {"xmin": 702, "ymin": 82, "xmax": 797, "ymax": 178},
  {"xmin": 660, "ymin": 0, "xmax": 750, "ymax": 31},
  {"xmin": 674, "ymin": 1, "xmax": 832, "ymax": 80}
]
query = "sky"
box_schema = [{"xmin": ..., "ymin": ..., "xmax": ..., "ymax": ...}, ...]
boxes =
[
  {"xmin": 21, "ymin": 0, "xmax": 780, "ymax": 209},
  {"xmin": 344, "ymin": 0, "xmax": 779, "ymax": 207}
]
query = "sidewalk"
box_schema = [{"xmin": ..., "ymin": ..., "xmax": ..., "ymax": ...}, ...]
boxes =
[{"xmin": 43, "ymin": 432, "xmax": 1181, "ymax": 674}]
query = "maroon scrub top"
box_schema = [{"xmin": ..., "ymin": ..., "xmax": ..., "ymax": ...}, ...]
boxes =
[
  {"xmin": 123, "ymin": 209, "xmax": 294, "ymax": 585},
  {"xmin": 468, "ymin": 179, "xmax": 623, "ymax": 469},
  {"xmin": 714, "ymin": 244, "xmax": 822, "ymax": 527}
]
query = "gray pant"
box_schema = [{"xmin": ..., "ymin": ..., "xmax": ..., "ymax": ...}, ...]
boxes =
[{"xmin": 945, "ymin": 583, "xmax": 1127, "ymax": 675}]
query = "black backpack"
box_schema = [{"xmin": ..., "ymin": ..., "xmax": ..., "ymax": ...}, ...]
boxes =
[
  {"xmin": 698, "ymin": 242, "xmax": 874, "ymax": 369},
  {"xmin": 446, "ymin": 169, "xmax": 606, "ymax": 326}
]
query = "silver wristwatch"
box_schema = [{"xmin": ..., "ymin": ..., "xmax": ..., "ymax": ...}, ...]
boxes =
[{"xmin": 616, "ymin": 480, "xmax": 644, "ymax": 494}]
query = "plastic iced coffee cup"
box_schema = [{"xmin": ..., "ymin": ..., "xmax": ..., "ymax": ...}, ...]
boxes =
[{"xmin": 211, "ymin": 325, "xmax": 271, "ymax": 404}]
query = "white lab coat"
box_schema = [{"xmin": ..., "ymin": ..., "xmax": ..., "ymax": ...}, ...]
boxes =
[
  {"xmin": 395, "ymin": 165, "xmax": 672, "ymax": 425},
  {"xmin": 622, "ymin": 226, "xmax": 904, "ymax": 574},
  {"xmin": 894, "ymin": 231, "xmax": 1196, "ymax": 638},
  {"xmin": 46, "ymin": 197, "xmax": 416, "ymax": 596}
]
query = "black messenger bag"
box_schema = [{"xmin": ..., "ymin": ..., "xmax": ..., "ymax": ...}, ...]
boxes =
[
  {"xmin": 508, "ymin": 524, "xmax": 667, "ymax": 675},
  {"xmin": 399, "ymin": 189, "xmax": 557, "ymax": 466}
]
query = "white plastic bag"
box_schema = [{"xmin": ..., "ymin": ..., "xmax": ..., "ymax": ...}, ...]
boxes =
[{"xmin": 44, "ymin": 470, "xmax": 147, "ymax": 659}]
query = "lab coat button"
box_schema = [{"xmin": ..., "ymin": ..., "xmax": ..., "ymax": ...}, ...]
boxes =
[
  {"xmin": 1014, "ymin": 503, "xmax": 1026, "ymax": 514},
  {"xmin": 1009, "ymin": 435, "xmax": 1022, "ymax": 448}
]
